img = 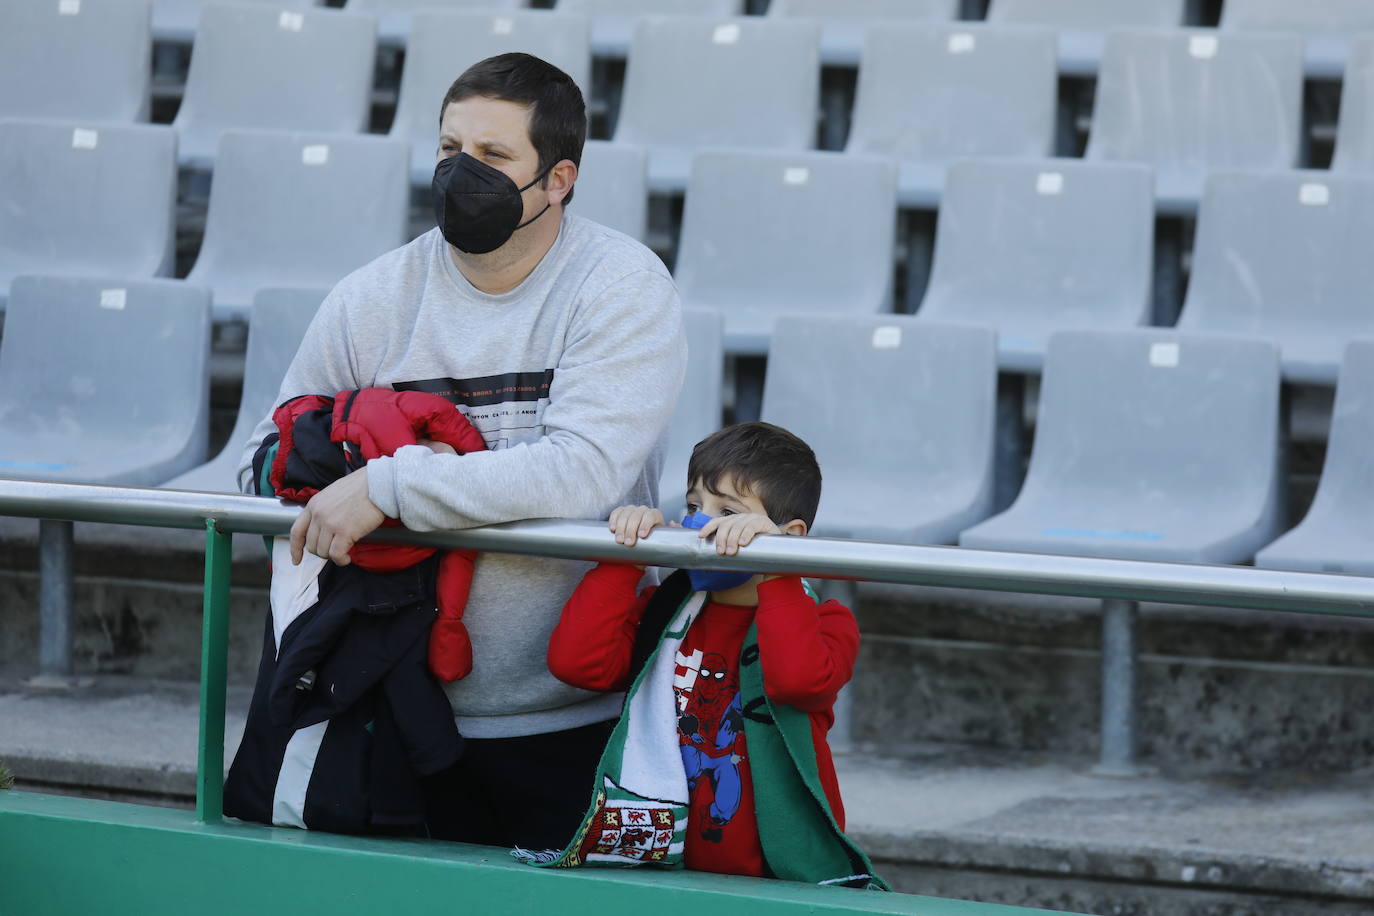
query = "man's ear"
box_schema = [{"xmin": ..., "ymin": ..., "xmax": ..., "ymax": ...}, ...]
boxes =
[
  {"xmin": 781, "ymin": 518, "xmax": 808, "ymax": 537},
  {"xmin": 545, "ymin": 158, "xmax": 578, "ymax": 207}
]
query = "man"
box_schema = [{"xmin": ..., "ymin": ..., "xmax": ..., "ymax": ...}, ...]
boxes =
[{"xmin": 238, "ymin": 53, "xmax": 686, "ymax": 848}]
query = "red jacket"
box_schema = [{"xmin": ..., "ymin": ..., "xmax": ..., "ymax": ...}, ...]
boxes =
[{"xmin": 270, "ymin": 388, "xmax": 487, "ymax": 682}]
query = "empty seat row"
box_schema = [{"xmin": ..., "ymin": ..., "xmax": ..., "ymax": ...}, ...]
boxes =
[
  {"xmin": 146, "ymin": 0, "xmax": 1374, "ymax": 76},
  {"xmin": 0, "ymin": 122, "xmax": 406, "ymax": 320},
  {"xmin": 2, "ymin": 281, "xmax": 1367, "ymax": 575},
  {"xmin": 750, "ymin": 316, "xmax": 1374, "ymax": 574},
  {"xmin": 0, "ymin": 278, "xmax": 321, "ymax": 492},
  {"xmin": 11, "ymin": 0, "xmax": 1374, "ymax": 209},
  {"xmin": 6, "ymin": 118, "xmax": 1374, "ymax": 382}
]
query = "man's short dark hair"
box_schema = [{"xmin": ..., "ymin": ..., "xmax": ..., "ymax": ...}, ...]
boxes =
[
  {"xmin": 687, "ymin": 422, "xmax": 822, "ymax": 529},
  {"xmin": 440, "ymin": 52, "xmax": 587, "ymax": 205}
]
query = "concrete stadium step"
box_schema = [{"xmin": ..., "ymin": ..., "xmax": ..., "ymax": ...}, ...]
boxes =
[
  {"xmin": 4, "ymin": 520, "xmax": 1374, "ymax": 772},
  {"xmin": 1, "ymin": 674, "xmax": 1370, "ymax": 916}
]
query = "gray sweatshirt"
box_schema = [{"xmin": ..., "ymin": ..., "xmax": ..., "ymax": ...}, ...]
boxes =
[{"xmin": 239, "ymin": 214, "xmax": 686, "ymax": 737}]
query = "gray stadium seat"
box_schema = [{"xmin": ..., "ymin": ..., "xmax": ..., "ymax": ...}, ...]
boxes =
[
  {"xmin": 346, "ymin": 0, "xmax": 527, "ymax": 46},
  {"xmin": 0, "ymin": 121, "xmax": 177, "ymax": 311},
  {"xmin": 767, "ymin": 0, "xmax": 958, "ymax": 67},
  {"xmin": 762, "ymin": 316, "xmax": 998, "ymax": 544},
  {"xmin": 556, "ymin": 0, "xmax": 743, "ymax": 57},
  {"xmin": 152, "ymin": 0, "xmax": 321, "ymax": 43},
  {"xmin": 986, "ymin": 0, "xmax": 1187, "ymax": 75},
  {"xmin": 574, "ymin": 141, "xmax": 648, "ymax": 241},
  {"xmin": 613, "ymin": 17, "xmax": 820, "ymax": 193},
  {"xmin": 1086, "ymin": 29, "xmax": 1304, "ymax": 215},
  {"xmin": 391, "ymin": 9, "xmax": 592, "ymax": 187},
  {"xmin": 674, "ymin": 150, "xmax": 898, "ymax": 355},
  {"xmin": 658, "ymin": 307, "xmax": 724, "ymax": 521},
  {"xmin": 960, "ymin": 330, "xmax": 1285, "ymax": 564},
  {"xmin": 845, "ymin": 24, "xmax": 1059, "ymax": 207},
  {"xmin": 1220, "ymin": 0, "xmax": 1374, "ymax": 80},
  {"xmin": 1256, "ymin": 341, "xmax": 1374, "ymax": 575},
  {"xmin": 0, "ymin": 275, "xmax": 211, "ymax": 486},
  {"xmin": 1174, "ymin": 171, "xmax": 1374, "ymax": 386},
  {"xmin": 163, "ymin": 288, "xmax": 324, "ymax": 494},
  {"xmin": 916, "ymin": 159, "xmax": 1154, "ymax": 372},
  {"xmin": 0, "ymin": 0, "xmax": 151, "ymax": 122},
  {"xmin": 172, "ymin": 4, "xmax": 376, "ymax": 170},
  {"xmin": 1332, "ymin": 37, "xmax": 1374, "ymax": 173},
  {"xmin": 186, "ymin": 131, "xmax": 409, "ymax": 322}
]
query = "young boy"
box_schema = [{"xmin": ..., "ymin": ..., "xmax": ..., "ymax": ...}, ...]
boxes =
[{"xmin": 537, "ymin": 422, "xmax": 885, "ymax": 889}]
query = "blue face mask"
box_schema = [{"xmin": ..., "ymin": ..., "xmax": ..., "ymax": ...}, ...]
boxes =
[{"xmin": 680, "ymin": 511, "xmax": 754, "ymax": 592}]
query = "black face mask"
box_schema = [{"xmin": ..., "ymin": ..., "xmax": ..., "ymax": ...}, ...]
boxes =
[{"xmin": 431, "ymin": 152, "xmax": 552, "ymax": 254}]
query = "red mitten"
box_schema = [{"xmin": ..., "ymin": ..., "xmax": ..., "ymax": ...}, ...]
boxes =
[{"xmin": 429, "ymin": 548, "xmax": 477, "ymax": 682}]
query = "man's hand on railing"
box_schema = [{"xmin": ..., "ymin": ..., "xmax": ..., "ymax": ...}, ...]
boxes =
[{"xmin": 290, "ymin": 468, "xmax": 385, "ymax": 567}]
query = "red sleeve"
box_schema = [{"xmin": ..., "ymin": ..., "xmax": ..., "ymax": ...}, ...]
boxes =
[
  {"xmin": 753, "ymin": 576, "xmax": 859, "ymax": 713},
  {"xmin": 548, "ymin": 563, "xmax": 655, "ymax": 692}
]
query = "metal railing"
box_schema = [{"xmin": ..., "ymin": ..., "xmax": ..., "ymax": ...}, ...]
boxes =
[{"xmin": 4, "ymin": 477, "xmax": 1374, "ymax": 805}]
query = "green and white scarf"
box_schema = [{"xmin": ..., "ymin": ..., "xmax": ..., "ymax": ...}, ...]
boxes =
[{"xmin": 518, "ymin": 572, "xmax": 888, "ymax": 890}]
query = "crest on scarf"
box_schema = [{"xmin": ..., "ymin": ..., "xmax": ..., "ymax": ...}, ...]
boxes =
[{"xmin": 572, "ymin": 779, "xmax": 685, "ymax": 866}]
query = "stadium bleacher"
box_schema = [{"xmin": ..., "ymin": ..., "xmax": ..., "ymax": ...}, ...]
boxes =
[
  {"xmin": 767, "ymin": 0, "xmax": 959, "ymax": 67},
  {"xmin": 1219, "ymin": 0, "xmax": 1374, "ymax": 80},
  {"xmin": 762, "ymin": 316, "xmax": 998, "ymax": 544},
  {"xmin": 556, "ymin": 0, "xmax": 745, "ymax": 58},
  {"xmin": 0, "ymin": 275, "xmax": 211, "ymax": 487},
  {"xmin": 1175, "ymin": 170, "xmax": 1374, "ymax": 385},
  {"xmin": 1257, "ymin": 340, "xmax": 1374, "ymax": 575},
  {"xmin": 674, "ymin": 148, "xmax": 897, "ymax": 355},
  {"xmin": 172, "ymin": 3, "xmax": 376, "ymax": 169},
  {"xmin": 915, "ymin": 158, "xmax": 1154, "ymax": 372},
  {"xmin": 960, "ymin": 330, "xmax": 1286, "ymax": 565},
  {"xmin": 1085, "ymin": 28, "xmax": 1305, "ymax": 214},
  {"xmin": 160, "ymin": 287, "xmax": 324, "ymax": 494},
  {"xmin": 8, "ymin": 3, "xmax": 1374, "ymax": 909},
  {"xmin": 613, "ymin": 15, "xmax": 821, "ymax": 192},
  {"xmin": 344, "ymin": 0, "xmax": 528, "ymax": 47},
  {"xmin": 0, "ymin": 0, "xmax": 1371, "ymax": 585},
  {"xmin": 1, "ymin": 0, "xmax": 153, "ymax": 123},
  {"xmin": 185, "ymin": 129, "xmax": 409, "ymax": 321},
  {"xmin": 0, "ymin": 120, "xmax": 179, "ymax": 309},
  {"xmin": 985, "ymin": 0, "xmax": 1188, "ymax": 75},
  {"xmin": 389, "ymin": 9, "xmax": 592, "ymax": 186},
  {"xmin": 845, "ymin": 22, "xmax": 1059, "ymax": 207}
]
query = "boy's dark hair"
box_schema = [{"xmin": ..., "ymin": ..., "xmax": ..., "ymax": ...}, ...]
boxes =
[
  {"xmin": 687, "ymin": 422, "xmax": 822, "ymax": 529},
  {"xmin": 439, "ymin": 52, "xmax": 587, "ymax": 205}
]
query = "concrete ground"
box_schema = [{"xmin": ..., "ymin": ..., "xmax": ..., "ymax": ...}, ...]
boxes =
[{"xmin": 2, "ymin": 674, "xmax": 1371, "ymax": 915}]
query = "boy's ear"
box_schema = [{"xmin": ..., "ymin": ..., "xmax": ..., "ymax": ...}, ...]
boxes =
[{"xmin": 781, "ymin": 518, "xmax": 808, "ymax": 537}]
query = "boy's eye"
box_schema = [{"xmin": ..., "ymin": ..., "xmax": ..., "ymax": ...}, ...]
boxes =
[
  {"xmin": 685, "ymin": 503, "xmax": 699, "ymax": 514},
  {"xmin": 719, "ymin": 507, "xmax": 735, "ymax": 516}
]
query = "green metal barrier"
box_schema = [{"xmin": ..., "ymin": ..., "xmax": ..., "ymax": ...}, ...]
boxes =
[
  {"xmin": 1, "ymin": 791, "xmax": 1068, "ymax": 916},
  {"xmin": 14, "ymin": 479, "xmax": 1372, "ymax": 915}
]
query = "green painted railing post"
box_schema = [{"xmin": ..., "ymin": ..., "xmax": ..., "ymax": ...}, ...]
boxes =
[{"xmin": 197, "ymin": 519, "xmax": 232, "ymax": 824}]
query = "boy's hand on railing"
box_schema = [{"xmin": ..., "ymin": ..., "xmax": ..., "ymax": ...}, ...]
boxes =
[
  {"xmin": 697, "ymin": 513, "xmax": 780, "ymax": 556},
  {"xmin": 290, "ymin": 469, "xmax": 385, "ymax": 567},
  {"xmin": 608, "ymin": 504, "xmax": 666, "ymax": 548}
]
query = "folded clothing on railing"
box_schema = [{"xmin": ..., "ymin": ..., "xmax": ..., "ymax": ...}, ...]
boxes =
[{"xmin": 253, "ymin": 387, "xmax": 487, "ymax": 683}]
